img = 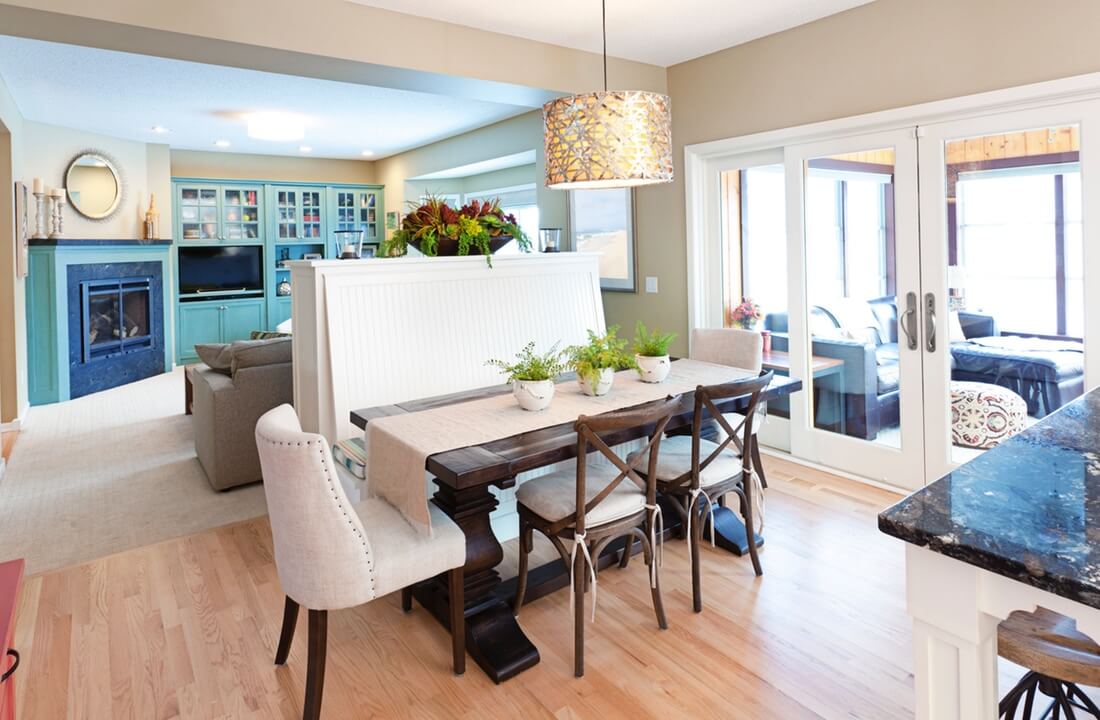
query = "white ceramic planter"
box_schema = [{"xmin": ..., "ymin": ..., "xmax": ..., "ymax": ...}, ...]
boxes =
[
  {"xmin": 635, "ymin": 354, "xmax": 671, "ymax": 383},
  {"xmin": 578, "ymin": 367, "xmax": 615, "ymax": 397},
  {"xmin": 513, "ymin": 379, "xmax": 555, "ymax": 411}
]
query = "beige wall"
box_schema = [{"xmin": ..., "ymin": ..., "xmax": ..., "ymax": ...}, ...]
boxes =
[
  {"xmin": 0, "ymin": 71, "xmax": 24, "ymax": 423},
  {"xmin": 0, "ymin": 0, "xmax": 665, "ymax": 101},
  {"xmin": 21, "ymin": 122, "xmax": 167, "ymax": 240},
  {"xmin": 171, "ymin": 150, "xmax": 376, "ymax": 185},
  {"xmin": 376, "ymin": 112, "xmax": 567, "ymax": 239},
  {"xmin": 603, "ymin": 0, "xmax": 1100, "ymax": 356}
]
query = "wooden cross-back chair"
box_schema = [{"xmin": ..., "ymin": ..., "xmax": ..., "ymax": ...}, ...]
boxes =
[
  {"xmin": 512, "ymin": 395, "xmax": 682, "ymax": 678},
  {"xmin": 631, "ymin": 370, "xmax": 774, "ymax": 612}
]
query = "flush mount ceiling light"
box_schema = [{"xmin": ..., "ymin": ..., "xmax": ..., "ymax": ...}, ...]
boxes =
[
  {"xmin": 214, "ymin": 140, "xmax": 231, "ymax": 148},
  {"xmin": 299, "ymin": 145, "xmax": 313, "ymax": 153},
  {"xmin": 246, "ymin": 112, "xmax": 306, "ymax": 142},
  {"xmin": 361, "ymin": 150, "xmax": 374, "ymax": 157},
  {"xmin": 543, "ymin": 0, "xmax": 672, "ymax": 190},
  {"xmin": 150, "ymin": 125, "xmax": 171, "ymax": 134}
]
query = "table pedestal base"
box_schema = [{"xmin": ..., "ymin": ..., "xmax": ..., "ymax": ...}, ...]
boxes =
[{"xmin": 416, "ymin": 477, "xmax": 539, "ymax": 683}]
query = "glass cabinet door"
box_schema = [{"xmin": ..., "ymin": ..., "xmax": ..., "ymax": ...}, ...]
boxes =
[
  {"xmin": 333, "ymin": 190, "xmax": 358, "ymax": 232},
  {"xmin": 360, "ymin": 191, "xmax": 379, "ymax": 241},
  {"xmin": 221, "ymin": 187, "xmax": 262, "ymax": 240},
  {"xmin": 178, "ymin": 185, "xmax": 220, "ymax": 241},
  {"xmin": 276, "ymin": 190, "xmax": 299, "ymax": 240},
  {"xmin": 302, "ymin": 190, "xmax": 323, "ymax": 239}
]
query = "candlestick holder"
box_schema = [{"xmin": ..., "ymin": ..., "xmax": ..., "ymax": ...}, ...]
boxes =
[
  {"xmin": 48, "ymin": 195, "xmax": 65, "ymax": 240},
  {"xmin": 31, "ymin": 191, "xmax": 47, "ymax": 240}
]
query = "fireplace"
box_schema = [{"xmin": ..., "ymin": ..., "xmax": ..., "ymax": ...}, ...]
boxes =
[
  {"xmin": 67, "ymin": 260, "xmax": 165, "ymax": 399},
  {"xmin": 82, "ymin": 277, "xmax": 154, "ymax": 361}
]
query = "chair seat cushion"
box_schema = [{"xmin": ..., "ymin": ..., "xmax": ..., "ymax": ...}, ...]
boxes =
[
  {"xmin": 627, "ymin": 435, "xmax": 743, "ymax": 488},
  {"xmin": 355, "ymin": 499, "xmax": 466, "ymax": 598},
  {"xmin": 516, "ymin": 464, "xmax": 646, "ymax": 527}
]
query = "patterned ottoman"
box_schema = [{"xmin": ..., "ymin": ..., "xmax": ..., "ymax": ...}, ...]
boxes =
[{"xmin": 950, "ymin": 381, "xmax": 1027, "ymax": 449}]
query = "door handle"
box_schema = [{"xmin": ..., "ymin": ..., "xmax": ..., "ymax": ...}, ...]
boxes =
[
  {"xmin": 899, "ymin": 291, "xmax": 918, "ymax": 350},
  {"xmin": 924, "ymin": 292, "xmax": 937, "ymax": 352}
]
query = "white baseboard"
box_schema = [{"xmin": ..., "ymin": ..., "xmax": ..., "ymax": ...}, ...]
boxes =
[{"xmin": 758, "ymin": 445, "xmax": 910, "ymax": 496}]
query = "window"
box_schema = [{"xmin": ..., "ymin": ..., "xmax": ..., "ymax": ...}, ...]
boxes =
[
  {"xmin": 738, "ymin": 165, "xmax": 787, "ymax": 318},
  {"xmin": 465, "ymin": 185, "xmax": 539, "ymax": 256},
  {"xmin": 956, "ymin": 165, "xmax": 1081, "ymax": 337}
]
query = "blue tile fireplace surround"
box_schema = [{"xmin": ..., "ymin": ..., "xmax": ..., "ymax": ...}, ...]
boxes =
[{"xmin": 26, "ymin": 239, "xmax": 173, "ymax": 405}]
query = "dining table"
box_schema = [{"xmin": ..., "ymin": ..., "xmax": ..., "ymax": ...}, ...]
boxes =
[{"xmin": 351, "ymin": 367, "xmax": 803, "ymax": 683}]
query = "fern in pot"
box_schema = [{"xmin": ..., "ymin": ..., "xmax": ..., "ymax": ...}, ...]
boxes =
[
  {"xmin": 486, "ymin": 342, "xmax": 566, "ymax": 411},
  {"xmin": 633, "ymin": 322, "xmax": 678, "ymax": 384},
  {"xmin": 567, "ymin": 326, "xmax": 635, "ymax": 397}
]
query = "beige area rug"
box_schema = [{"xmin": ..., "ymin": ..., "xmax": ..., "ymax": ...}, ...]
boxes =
[{"xmin": 0, "ymin": 367, "xmax": 268, "ymax": 575}]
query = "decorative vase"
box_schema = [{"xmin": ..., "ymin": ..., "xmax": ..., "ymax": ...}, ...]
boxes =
[
  {"xmin": 513, "ymin": 379, "xmax": 555, "ymax": 411},
  {"xmin": 761, "ymin": 329, "xmax": 772, "ymax": 354},
  {"xmin": 408, "ymin": 235, "xmax": 513, "ymax": 257},
  {"xmin": 578, "ymin": 367, "xmax": 615, "ymax": 397},
  {"xmin": 635, "ymin": 354, "xmax": 670, "ymax": 383},
  {"xmin": 277, "ymin": 280, "xmax": 291, "ymax": 297}
]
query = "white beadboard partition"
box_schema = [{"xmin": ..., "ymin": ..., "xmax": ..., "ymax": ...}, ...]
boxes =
[{"xmin": 290, "ymin": 253, "xmax": 607, "ymax": 537}]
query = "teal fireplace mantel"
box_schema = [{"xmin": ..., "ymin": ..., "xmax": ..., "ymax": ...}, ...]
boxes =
[{"xmin": 26, "ymin": 241, "xmax": 173, "ymax": 405}]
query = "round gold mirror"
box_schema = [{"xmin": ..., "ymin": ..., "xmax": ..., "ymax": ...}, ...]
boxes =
[{"xmin": 65, "ymin": 152, "xmax": 121, "ymax": 220}]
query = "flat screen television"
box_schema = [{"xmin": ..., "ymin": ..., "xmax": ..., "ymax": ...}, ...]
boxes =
[{"xmin": 178, "ymin": 245, "xmax": 264, "ymax": 294}]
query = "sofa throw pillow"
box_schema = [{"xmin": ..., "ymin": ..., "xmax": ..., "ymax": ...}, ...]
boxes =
[
  {"xmin": 231, "ymin": 337, "xmax": 292, "ymax": 374},
  {"xmin": 194, "ymin": 343, "xmax": 234, "ymax": 375},
  {"xmin": 250, "ymin": 330, "xmax": 292, "ymax": 340}
]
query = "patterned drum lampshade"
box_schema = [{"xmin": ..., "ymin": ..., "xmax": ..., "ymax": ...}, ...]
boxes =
[{"xmin": 543, "ymin": 90, "xmax": 673, "ymax": 190}]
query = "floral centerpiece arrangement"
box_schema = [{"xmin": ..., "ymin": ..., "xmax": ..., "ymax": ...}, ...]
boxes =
[
  {"xmin": 567, "ymin": 326, "xmax": 635, "ymax": 396},
  {"xmin": 381, "ymin": 195, "xmax": 530, "ymax": 266},
  {"xmin": 486, "ymin": 342, "xmax": 566, "ymax": 411},
  {"xmin": 729, "ymin": 297, "xmax": 763, "ymax": 330}
]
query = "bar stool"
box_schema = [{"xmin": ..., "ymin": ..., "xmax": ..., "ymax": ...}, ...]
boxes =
[{"xmin": 998, "ymin": 608, "xmax": 1100, "ymax": 718}]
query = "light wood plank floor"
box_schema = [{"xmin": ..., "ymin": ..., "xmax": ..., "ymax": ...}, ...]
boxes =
[{"xmin": 7, "ymin": 457, "xmax": 924, "ymax": 719}]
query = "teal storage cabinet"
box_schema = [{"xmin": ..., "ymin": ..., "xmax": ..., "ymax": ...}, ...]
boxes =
[
  {"xmin": 176, "ymin": 298, "xmax": 267, "ymax": 363},
  {"xmin": 172, "ymin": 179, "xmax": 383, "ymax": 363}
]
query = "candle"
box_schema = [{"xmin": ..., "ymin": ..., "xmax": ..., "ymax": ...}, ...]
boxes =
[
  {"xmin": 32, "ymin": 178, "xmax": 43, "ymax": 194},
  {"xmin": 48, "ymin": 188, "xmax": 63, "ymax": 198}
]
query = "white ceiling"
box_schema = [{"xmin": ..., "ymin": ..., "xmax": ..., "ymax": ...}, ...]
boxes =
[
  {"xmin": 349, "ymin": 0, "xmax": 876, "ymax": 67},
  {"xmin": 0, "ymin": 36, "xmax": 531, "ymax": 160}
]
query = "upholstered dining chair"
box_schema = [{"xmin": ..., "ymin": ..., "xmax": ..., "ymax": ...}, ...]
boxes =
[
  {"xmin": 630, "ymin": 371, "xmax": 774, "ymax": 612},
  {"xmin": 689, "ymin": 328, "xmax": 768, "ymax": 487},
  {"xmin": 512, "ymin": 396, "xmax": 682, "ymax": 678},
  {"xmin": 255, "ymin": 404, "xmax": 467, "ymax": 720}
]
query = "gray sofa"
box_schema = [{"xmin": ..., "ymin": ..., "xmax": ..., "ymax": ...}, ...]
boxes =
[{"xmin": 191, "ymin": 338, "xmax": 293, "ymax": 490}]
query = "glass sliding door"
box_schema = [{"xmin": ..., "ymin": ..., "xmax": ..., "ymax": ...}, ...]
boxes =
[
  {"xmin": 786, "ymin": 131, "xmax": 927, "ymax": 488},
  {"xmin": 919, "ymin": 108, "xmax": 1100, "ymax": 479}
]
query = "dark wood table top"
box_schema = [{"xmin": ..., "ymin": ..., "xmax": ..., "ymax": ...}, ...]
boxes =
[
  {"xmin": 350, "ymin": 371, "xmax": 803, "ymax": 491},
  {"xmin": 761, "ymin": 349, "xmax": 845, "ymax": 374}
]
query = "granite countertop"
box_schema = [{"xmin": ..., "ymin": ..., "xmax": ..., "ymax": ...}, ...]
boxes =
[{"xmin": 879, "ymin": 388, "xmax": 1100, "ymax": 609}]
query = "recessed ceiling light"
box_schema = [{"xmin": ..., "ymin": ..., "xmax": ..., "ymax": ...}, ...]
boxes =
[
  {"xmin": 247, "ymin": 112, "xmax": 306, "ymax": 142},
  {"xmin": 214, "ymin": 140, "xmax": 231, "ymax": 148},
  {"xmin": 361, "ymin": 150, "xmax": 374, "ymax": 157},
  {"xmin": 299, "ymin": 145, "xmax": 313, "ymax": 153},
  {"xmin": 150, "ymin": 125, "xmax": 171, "ymax": 134}
]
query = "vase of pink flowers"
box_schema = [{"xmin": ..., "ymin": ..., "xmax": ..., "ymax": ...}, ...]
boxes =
[{"xmin": 730, "ymin": 297, "xmax": 763, "ymax": 330}]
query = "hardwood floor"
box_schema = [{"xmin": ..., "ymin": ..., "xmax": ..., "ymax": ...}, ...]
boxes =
[{"xmin": 12, "ymin": 456, "xmax": 917, "ymax": 719}]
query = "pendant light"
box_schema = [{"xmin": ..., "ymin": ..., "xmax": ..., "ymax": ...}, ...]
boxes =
[{"xmin": 543, "ymin": 0, "xmax": 673, "ymax": 189}]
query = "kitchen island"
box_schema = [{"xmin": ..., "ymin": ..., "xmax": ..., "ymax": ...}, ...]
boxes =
[{"xmin": 880, "ymin": 387, "xmax": 1100, "ymax": 720}]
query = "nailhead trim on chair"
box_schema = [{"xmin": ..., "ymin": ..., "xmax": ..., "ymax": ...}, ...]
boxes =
[{"xmin": 257, "ymin": 432, "xmax": 377, "ymax": 599}]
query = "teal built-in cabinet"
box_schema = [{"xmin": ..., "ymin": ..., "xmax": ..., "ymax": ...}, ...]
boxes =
[{"xmin": 172, "ymin": 179, "xmax": 383, "ymax": 363}]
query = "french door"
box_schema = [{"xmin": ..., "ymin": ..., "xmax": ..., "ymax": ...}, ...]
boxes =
[
  {"xmin": 708, "ymin": 99, "xmax": 1100, "ymax": 491},
  {"xmin": 781, "ymin": 130, "xmax": 927, "ymax": 486}
]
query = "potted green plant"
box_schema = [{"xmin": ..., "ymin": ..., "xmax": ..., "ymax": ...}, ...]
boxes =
[
  {"xmin": 486, "ymin": 342, "xmax": 567, "ymax": 411},
  {"xmin": 633, "ymin": 321, "xmax": 678, "ymax": 384},
  {"xmin": 380, "ymin": 195, "xmax": 531, "ymax": 266},
  {"xmin": 567, "ymin": 326, "xmax": 634, "ymax": 397}
]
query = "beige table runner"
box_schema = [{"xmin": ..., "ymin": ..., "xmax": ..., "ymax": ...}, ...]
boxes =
[{"xmin": 366, "ymin": 359, "xmax": 757, "ymax": 535}]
